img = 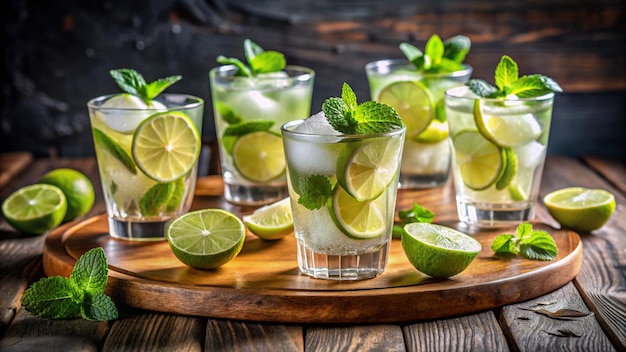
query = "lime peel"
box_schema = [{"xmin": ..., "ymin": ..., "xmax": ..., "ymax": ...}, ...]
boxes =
[{"xmin": 243, "ymin": 198, "xmax": 293, "ymax": 240}]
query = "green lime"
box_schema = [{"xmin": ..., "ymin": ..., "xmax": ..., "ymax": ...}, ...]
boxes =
[
  {"xmin": 495, "ymin": 148, "xmax": 518, "ymax": 190},
  {"xmin": 92, "ymin": 128, "xmax": 137, "ymax": 174},
  {"xmin": 243, "ymin": 198, "xmax": 293, "ymax": 240},
  {"xmin": 402, "ymin": 223, "xmax": 482, "ymax": 278},
  {"xmin": 508, "ymin": 183, "xmax": 527, "ymax": 201},
  {"xmin": 452, "ymin": 130, "xmax": 505, "ymax": 190},
  {"xmin": 39, "ymin": 168, "xmax": 95, "ymax": 221},
  {"xmin": 328, "ymin": 185, "xmax": 387, "ymax": 240},
  {"xmin": 473, "ymin": 99, "xmax": 542, "ymax": 148},
  {"xmin": 336, "ymin": 136, "xmax": 402, "ymax": 201},
  {"xmin": 2, "ymin": 184, "xmax": 67, "ymax": 235},
  {"xmin": 132, "ymin": 111, "xmax": 201, "ymax": 183},
  {"xmin": 232, "ymin": 131, "xmax": 286, "ymax": 182},
  {"xmin": 413, "ymin": 120, "xmax": 449, "ymax": 143},
  {"xmin": 167, "ymin": 209, "xmax": 246, "ymax": 269},
  {"xmin": 377, "ymin": 81, "xmax": 435, "ymax": 138},
  {"xmin": 543, "ymin": 187, "xmax": 616, "ymax": 232}
]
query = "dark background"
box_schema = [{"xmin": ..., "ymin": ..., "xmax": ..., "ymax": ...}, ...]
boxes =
[{"xmin": 1, "ymin": 0, "xmax": 625, "ymax": 166}]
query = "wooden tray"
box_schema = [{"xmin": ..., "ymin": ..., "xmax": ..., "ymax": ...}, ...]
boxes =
[{"xmin": 43, "ymin": 177, "xmax": 582, "ymax": 324}]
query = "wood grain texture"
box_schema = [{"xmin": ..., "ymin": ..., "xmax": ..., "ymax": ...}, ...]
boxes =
[
  {"xmin": 0, "ymin": 152, "xmax": 33, "ymax": 191},
  {"xmin": 305, "ymin": 325, "xmax": 404, "ymax": 352},
  {"xmin": 582, "ymin": 157, "xmax": 626, "ymax": 195},
  {"xmin": 206, "ymin": 320, "xmax": 303, "ymax": 352}
]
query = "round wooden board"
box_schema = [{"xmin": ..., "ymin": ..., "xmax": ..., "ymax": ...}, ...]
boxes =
[{"xmin": 43, "ymin": 210, "xmax": 582, "ymax": 324}]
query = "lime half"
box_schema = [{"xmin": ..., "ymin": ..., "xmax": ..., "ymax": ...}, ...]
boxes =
[
  {"xmin": 243, "ymin": 198, "xmax": 293, "ymax": 240},
  {"xmin": 232, "ymin": 131, "xmax": 286, "ymax": 182},
  {"xmin": 2, "ymin": 184, "xmax": 67, "ymax": 235},
  {"xmin": 402, "ymin": 223, "xmax": 482, "ymax": 278},
  {"xmin": 544, "ymin": 187, "xmax": 616, "ymax": 232},
  {"xmin": 167, "ymin": 209, "xmax": 246, "ymax": 269},
  {"xmin": 474, "ymin": 99, "xmax": 541, "ymax": 148},
  {"xmin": 452, "ymin": 130, "xmax": 505, "ymax": 191},
  {"xmin": 328, "ymin": 186, "xmax": 387, "ymax": 240},
  {"xmin": 378, "ymin": 81, "xmax": 434, "ymax": 138},
  {"xmin": 132, "ymin": 111, "xmax": 201, "ymax": 183}
]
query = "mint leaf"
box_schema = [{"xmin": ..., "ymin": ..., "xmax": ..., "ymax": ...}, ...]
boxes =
[
  {"xmin": 250, "ymin": 51, "xmax": 286, "ymax": 74},
  {"xmin": 297, "ymin": 175, "xmax": 333, "ymax": 210},
  {"xmin": 491, "ymin": 234, "xmax": 519, "ymax": 255},
  {"xmin": 393, "ymin": 202, "xmax": 434, "ymax": 238},
  {"xmin": 110, "ymin": 69, "xmax": 180, "ymax": 101},
  {"xmin": 466, "ymin": 79, "xmax": 499, "ymax": 98},
  {"xmin": 70, "ymin": 247, "xmax": 109, "ymax": 296},
  {"xmin": 21, "ymin": 276, "xmax": 80, "ymax": 319},
  {"xmin": 495, "ymin": 55, "xmax": 519, "ymax": 93},
  {"xmin": 519, "ymin": 230, "xmax": 558, "ymax": 261},
  {"xmin": 244, "ymin": 38, "xmax": 264, "ymax": 63},
  {"xmin": 443, "ymin": 35, "xmax": 471, "ymax": 63},
  {"xmin": 342, "ymin": 82, "xmax": 358, "ymax": 111},
  {"xmin": 424, "ymin": 34, "xmax": 445, "ymax": 66},
  {"xmin": 216, "ymin": 56, "xmax": 252, "ymax": 77},
  {"xmin": 144, "ymin": 75, "xmax": 182, "ymax": 100},
  {"xmin": 166, "ymin": 178, "xmax": 186, "ymax": 212},
  {"xmin": 216, "ymin": 102, "xmax": 242, "ymax": 124},
  {"xmin": 82, "ymin": 292, "xmax": 119, "ymax": 321},
  {"xmin": 218, "ymin": 39, "xmax": 285, "ymax": 77},
  {"xmin": 509, "ymin": 74, "xmax": 563, "ymax": 98},
  {"xmin": 399, "ymin": 43, "xmax": 423, "ymax": 62},
  {"xmin": 139, "ymin": 182, "xmax": 175, "ymax": 216},
  {"xmin": 353, "ymin": 101, "xmax": 403, "ymax": 134},
  {"xmin": 400, "ymin": 34, "xmax": 471, "ymax": 73},
  {"xmin": 322, "ymin": 96, "xmax": 354, "ymax": 134}
]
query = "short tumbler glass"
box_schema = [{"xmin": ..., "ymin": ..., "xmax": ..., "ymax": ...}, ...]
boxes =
[
  {"xmin": 445, "ymin": 86, "xmax": 555, "ymax": 227},
  {"xmin": 209, "ymin": 65, "xmax": 315, "ymax": 205},
  {"xmin": 282, "ymin": 119, "xmax": 405, "ymax": 280},
  {"xmin": 88, "ymin": 94, "xmax": 203, "ymax": 241}
]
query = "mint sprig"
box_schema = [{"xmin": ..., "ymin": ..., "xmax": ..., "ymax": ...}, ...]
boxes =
[
  {"xmin": 21, "ymin": 247, "xmax": 118, "ymax": 321},
  {"xmin": 110, "ymin": 68, "xmax": 181, "ymax": 102},
  {"xmin": 296, "ymin": 175, "xmax": 333, "ymax": 210},
  {"xmin": 467, "ymin": 55, "xmax": 563, "ymax": 98},
  {"xmin": 400, "ymin": 34, "xmax": 470, "ymax": 74},
  {"xmin": 491, "ymin": 222, "xmax": 558, "ymax": 261},
  {"xmin": 216, "ymin": 39, "xmax": 286, "ymax": 77},
  {"xmin": 322, "ymin": 83, "xmax": 403, "ymax": 134},
  {"xmin": 392, "ymin": 202, "xmax": 434, "ymax": 238}
]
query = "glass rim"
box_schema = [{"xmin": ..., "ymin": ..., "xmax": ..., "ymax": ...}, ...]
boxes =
[
  {"xmin": 87, "ymin": 93, "xmax": 204, "ymax": 111},
  {"xmin": 281, "ymin": 119, "xmax": 406, "ymax": 142},
  {"xmin": 209, "ymin": 64, "xmax": 315, "ymax": 82},
  {"xmin": 445, "ymin": 85, "xmax": 555, "ymax": 102},
  {"xmin": 365, "ymin": 58, "xmax": 473, "ymax": 78}
]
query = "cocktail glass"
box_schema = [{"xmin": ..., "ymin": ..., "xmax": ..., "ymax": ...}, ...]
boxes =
[
  {"xmin": 445, "ymin": 86, "xmax": 554, "ymax": 227},
  {"xmin": 209, "ymin": 65, "xmax": 315, "ymax": 205},
  {"xmin": 366, "ymin": 59, "xmax": 472, "ymax": 189},
  {"xmin": 281, "ymin": 114, "xmax": 405, "ymax": 280},
  {"xmin": 87, "ymin": 94, "xmax": 203, "ymax": 241}
]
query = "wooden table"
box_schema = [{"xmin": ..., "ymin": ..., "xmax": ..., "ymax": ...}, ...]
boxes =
[{"xmin": 0, "ymin": 153, "xmax": 624, "ymax": 351}]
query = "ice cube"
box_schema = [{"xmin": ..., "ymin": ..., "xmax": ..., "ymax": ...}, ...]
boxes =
[
  {"xmin": 401, "ymin": 139, "xmax": 450, "ymax": 174},
  {"xmin": 295, "ymin": 112, "xmax": 341, "ymax": 135},
  {"xmin": 516, "ymin": 141, "xmax": 546, "ymax": 169},
  {"xmin": 98, "ymin": 94, "xmax": 166, "ymax": 134},
  {"xmin": 284, "ymin": 131, "xmax": 342, "ymax": 175},
  {"xmin": 228, "ymin": 90, "xmax": 281, "ymax": 121}
]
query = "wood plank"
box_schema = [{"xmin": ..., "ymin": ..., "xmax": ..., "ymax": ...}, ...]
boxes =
[
  {"xmin": 0, "ymin": 152, "xmax": 33, "ymax": 191},
  {"xmin": 305, "ymin": 324, "xmax": 404, "ymax": 352},
  {"xmin": 402, "ymin": 311, "xmax": 509, "ymax": 351},
  {"xmin": 582, "ymin": 157, "xmax": 626, "ymax": 195},
  {"xmin": 206, "ymin": 319, "xmax": 303, "ymax": 351},
  {"xmin": 499, "ymin": 282, "xmax": 616, "ymax": 352},
  {"xmin": 101, "ymin": 313, "xmax": 204, "ymax": 352}
]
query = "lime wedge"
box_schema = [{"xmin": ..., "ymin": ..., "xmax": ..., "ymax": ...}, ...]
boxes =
[
  {"xmin": 495, "ymin": 148, "xmax": 518, "ymax": 190},
  {"xmin": 92, "ymin": 128, "xmax": 137, "ymax": 174},
  {"xmin": 337, "ymin": 136, "xmax": 402, "ymax": 201},
  {"xmin": 377, "ymin": 81, "xmax": 434, "ymax": 138},
  {"xmin": 232, "ymin": 131, "xmax": 286, "ymax": 182},
  {"xmin": 2, "ymin": 184, "xmax": 67, "ymax": 235},
  {"xmin": 413, "ymin": 120, "xmax": 449, "ymax": 143},
  {"xmin": 402, "ymin": 223, "xmax": 482, "ymax": 278},
  {"xmin": 452, "ymin": 130, "xmax": 505, "ymax": 190},
  {"xmin": 243, "ymin": 198, "xmax": 293, "ymax": 240},
  {"xmin": 167, "ymin": 209, "xmax": 246, "ymax": 269},
  {"xmin": 328, "ymin": 186, "xmax": 387, "ymax": 240},
  {"xmin": 543, "ymin": 187, "xmax": 616, "ymax": 232},
  {"xmin": 132, "ymin": 111, "xmax": 201, "ymax": 183},
  {"xmin": 473, "ymin": 99, "xmax": 541, "ymax": 147}
]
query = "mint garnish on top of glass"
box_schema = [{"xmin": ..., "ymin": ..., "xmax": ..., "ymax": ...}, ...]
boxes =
[
  {"xmin": 400, "ymin": 34, "xmax": 471, "ymax": 74},
  {"xmin": 466, "ymin": 55, "xmax": 563, "ymax": 98},
  {"xmin": 110, "ymin": 68, "xmax": 181, "ymax": 103},
  {"xmin": 217, "ymin": 38, "xmax": 286, "ymax": 77}
]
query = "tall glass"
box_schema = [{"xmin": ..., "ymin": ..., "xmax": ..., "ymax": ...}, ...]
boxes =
[
  {"xmin": 282, "ymin": 119, "xmax": 405, "ymax": 280},
  {"xmin": 366, "ymin": 59, "xmax": 472, "ymax": 189},
  {"xmin": 88, "ymin": 94, "xmax": 203, "ymax": 241},
  {"xmin": 209, "ymin": 65, "xmax": 315, "ymax": 205},
  {"xmin": 445, "ymin": 86, "xmax": 554, "ymax": 227}
]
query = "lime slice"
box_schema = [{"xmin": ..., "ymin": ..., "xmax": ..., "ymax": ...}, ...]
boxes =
[
  {"xmin": 401, "ymin": 223, "xmax": 482, "ymax": 278},
  {"xmin": 243, "ymin": 198, "xmax": 293, "ymax": 240},
  {"xmin": 167, "ymin": 209, "xmax": 246, "ymax": 269},
  {"xmin": 452, "ymin": 130, "xmax": 505, "ymax": 190},
  {"xmin": 328, "ymin": 186, "xmax": 387, "ymax": 240},
  {"xmin": 39, "ymin": 168, "xmax": 95, "ymax": 221},
  {"xmin": 543, "ymin": 187, "xmax": 616, "ymax": 232},
  {"xmin": 508, "ymin": 183, "xmax": 527, "ymax": 201},
  {"xmin": 132, "ymin": 111, "xmax": 201, "ymax": 183},
  {"xmin": 2, "ymin": 184, "xmax": 67, "ymax": 235},
  {"xmin": 92, "ymin": 128, "xmax": 137, "ymax": 174},
  {"xmin": 495, "ymin": 148, "xmax": 518, "ymax": 190},
  {"xmin": 377, "ymin": 81, "xmax": 435, "ymax": 138},
  {"xmin": 473, "ymin": 99, "xmax": 542, "ymax": 147},
  {"xmin": 232, "ymin": 131, "xmax": 286, "ymax": 182},
  {"xmin": 413, "ymin": 120, "xmax": 449, "ymax": 143},
  {"xmin": 337, "ymin": 136, "xmax": 402, "ymax": 201}
]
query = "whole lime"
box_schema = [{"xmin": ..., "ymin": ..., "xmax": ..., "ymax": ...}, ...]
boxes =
[{"xmin": 39, "ymin": 168, "xmax": 95, "ymax": 221}]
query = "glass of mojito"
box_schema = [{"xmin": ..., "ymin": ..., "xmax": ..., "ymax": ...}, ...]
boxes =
[
  {"xmin": 282, "ymin": 83, "xmax": 405, "ymax": 280},
  {"xmin": 366, "ymin": 35, "xmax": 473, "ymax": 189},
  {"xmin": 88, "ymin": 69, "xmax": 203, "ymax": 241},
  {"xmin": 445, "ymin": 55, "xmax": 562, "ymax": 227},
  {"xmin": 209, "ymin": 39, "xmax": 315, "ymax": 205}
]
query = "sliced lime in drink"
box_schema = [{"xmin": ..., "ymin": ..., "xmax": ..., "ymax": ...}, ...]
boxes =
[
  {"xmin": 328, "ymin": 186, "xmax": 387, "ymax": 240},
  {"xmin": 336, "ymin": 136, "xmax": 402, "ymax": 201},
  {"xmin": 243, "ymin": 197, "xmax": 293, "ymax": 240},
  {"xmin": 452, "ymin": 130, "xmax": 505, "ymax": 191},
  {"xmin": 413, "ymin": 120, "xmax": 449, "ymax": 143},
  {"xmin": 495, "ymin": 148, "xmax": 518, "ymax": 190},
  {"xmin": 377, "ymin": 80, "xmax": 435, "ymax": 137},
  {"xmin": 92, "ymin": 128, "xmax": 137, "ymax": 174},
  {"xmin": 473, "ymin": 99, "xmax": 541, "ymax": 147},
  {"xmin": 402, "ymin": 223, "xmax": 482, "ymax": 278},
  {"xmin": 543, "ymin": 187, "xmax": 616, "ymax": 232},
  {"xmin": 132, "ymin": 111, "xmax": 201, "ymax": 183},
  {"xmin": 2, "ymin": 184, "xmax": 67, "ymax": 235},
  {"xmin": 232, "ymin": 131, "xmax": 286, "ymax": 182},
  {"xmin": 167, "ymin": 209, "xmax": 246, "ymax": 269}
]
